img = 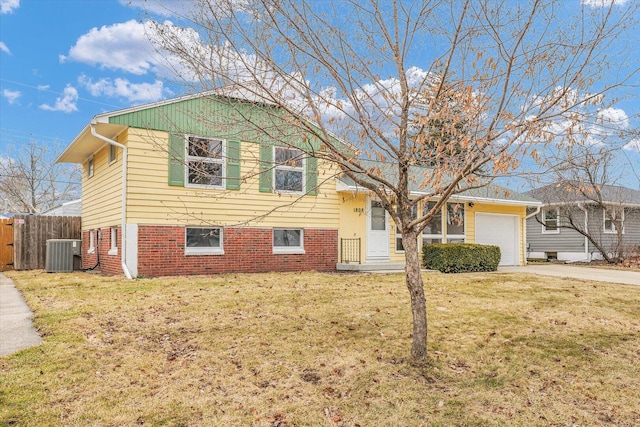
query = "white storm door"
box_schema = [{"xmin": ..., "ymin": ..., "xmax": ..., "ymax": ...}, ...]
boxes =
[
  {"xmin": 475, "ymin": 213, "xmax": 519, "ymax": 266},
  {"xmin": 367, "ymin": 199, "xmax": 390, "ymax": 260}
]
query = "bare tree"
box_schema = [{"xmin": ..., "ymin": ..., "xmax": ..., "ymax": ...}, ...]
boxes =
[
  {"xmin": 148, "ymin": 0, "xmax": 639, "ymax": 360},
  {"xmin": 0, "ymin": 142, "xmax": 80, "ymax": 213}
]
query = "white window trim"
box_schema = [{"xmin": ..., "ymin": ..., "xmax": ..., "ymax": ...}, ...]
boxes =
[
  {"xmin": 273, "ymin": 146, "xmax": 305, "ymax": 194},
  {"xmin": 88, "ymin": 230, "xmax": 95, "ymax": 254},
  {"xmin": 445, "ymin": 202, "xmax": 466, "ymax": 242},
  {"xmin": 184, "ymin": 135, "xmax": 226, "ymax": 190},
  {"xmin": 273, "ymin": 228, "xmax": 305, "ymax": 254},
  {"xmin": 422, "ymin": 202, "xmax": 444, "ymax": 246},
  {"xmin": 603, "ymin": 208, "xmax": 625, "ymax": 234},
  {"xmin": 542, "ymin": 208, "xmax": 560, "ymax": 234},
  {"xmin": 108, "ymin": 144, "xmax": 117, "ymax": 165},
  {"xmin": 87, "ymin": 156, "xmax": 94, "ymax": 178},
  {"xmin": 108, "ymin": 227, "xmax": 118, "ymax": 256},
  {"xmin": 184, "ymin": 227, "xmax": 224, "ymax": 256}
]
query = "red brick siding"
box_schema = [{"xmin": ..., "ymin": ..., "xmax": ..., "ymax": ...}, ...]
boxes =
[
  {"xmin": 84, "ymin": 226, "xmax": 338, "ymax": 277},
  {"xmin": 81, "ymin": 227, "xmax": 122, "ymax": 275},
  {"xmin": 137, "ymin": 226, "xmax": 338, "ymax": 277}
]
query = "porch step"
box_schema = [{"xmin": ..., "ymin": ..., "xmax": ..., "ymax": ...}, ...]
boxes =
[{"xmin": 336, "ymin": 262, "xmax": 405, "ymax": 272}]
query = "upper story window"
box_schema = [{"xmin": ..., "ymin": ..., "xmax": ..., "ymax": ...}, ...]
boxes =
[
  {"xmin": 604, "ymin": 208, "xmax": 624, "ymax": 234},
  {"xmin": 108, "ymin": 144, "xmax": 118, "ymax": 164},
  {"xmin": 446, "ymin": 202, "xmax": 465, "ymax": 243},
  {"xmin": 87, "ymin": 157, "xmax": 94, "ymax": 178},
  {"xmin": 274, "ymin": 147, "xmax": 304, "ymax": 193},
  {"xmin": 186, "ymin": 136, "xmax": 225, "ymax": 189},
  {"xmin": 542, "ymin": 208, "xmax": 559, "ymax": 234}
]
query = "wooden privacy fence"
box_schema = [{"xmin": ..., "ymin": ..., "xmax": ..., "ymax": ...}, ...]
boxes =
[
  {"xmin": 0, "ymin": 218, "xmax": 13, "ymax": 271},
  {"xmin": 0, "ymin": 215, "xmax": 81, "ymax": 271}
]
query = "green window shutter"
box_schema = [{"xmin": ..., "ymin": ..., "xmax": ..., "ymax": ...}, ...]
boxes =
[
  {"xmin": 259, "ymin": 144, "xmax": 273, "ymax": 193},
  {"xmin": 306, "ymin": 156, "xmax": 318, "ymax": 196},
  {"xmin": 226, "ymin": 140, "xmax": 241, "ymax": 190},
  {"xmin": 168, "ymin": 134, "xmax": 185, "ymax": 187}
]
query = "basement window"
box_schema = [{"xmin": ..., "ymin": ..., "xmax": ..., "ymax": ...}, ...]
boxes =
[
  {"xmin": 88, "ymin": 230, "xmax": 95, "ymax": 254},
  {"xmin": 185, "ymin": 227, "xmax": 224, "ymax": 255},
  {"xmin": 273, "ymin": 229, "xmax": 305, "ymax": 254},
  {"xmin": 108, "ymin": 227, "xmax": 118, "ymax": 256}
]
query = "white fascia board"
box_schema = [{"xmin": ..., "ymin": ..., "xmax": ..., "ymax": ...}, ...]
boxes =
[
  {"xmin": 540, "ymin": 201, "xmax": 640, "ymax": 209},
  {"xmin": 335, "ymin": 183, "xmax": 540, "ymax": 206}
]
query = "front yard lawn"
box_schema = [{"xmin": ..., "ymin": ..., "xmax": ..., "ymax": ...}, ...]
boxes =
[{"xmin": 1, "ymin": 270, "xmax": 639, "ymax": 426}]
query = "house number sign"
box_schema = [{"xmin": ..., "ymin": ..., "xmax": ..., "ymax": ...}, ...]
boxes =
[{"xmin": 353, "ymin": 208, "xmax": 365, "ymax": 213}]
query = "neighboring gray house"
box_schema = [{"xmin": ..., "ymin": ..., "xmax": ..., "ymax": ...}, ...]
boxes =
[
  {"xmin": 42, "ymin": 199, "xmax": 82, "ymax": 217},
  {"xmin": 525, "ymin": 183, "xmax": 640, "ymax": 262}
]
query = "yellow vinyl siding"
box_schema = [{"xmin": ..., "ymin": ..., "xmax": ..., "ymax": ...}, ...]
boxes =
[
  {"xmin": 124, "ymin": 128, "xmax": 341, "ymax": 229},
  {"xmin": 338, "ymin": 193, "xmax": 367, "ymax": 263},
  {"xmin": 338, "ymin": 198, "xmax": 526, "ymax": 265},
  {"xmin": 82, "ymin": 140, "xmax": 123, "ymax": 230}
]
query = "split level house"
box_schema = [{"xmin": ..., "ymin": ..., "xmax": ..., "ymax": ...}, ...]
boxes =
[
  {"xmin": 57, "ymin": 92, "xmax": 540, "ymax": 277},
  {"xmin": 525, "ymin": 183, "xmax": 640, "ymax": 262}
]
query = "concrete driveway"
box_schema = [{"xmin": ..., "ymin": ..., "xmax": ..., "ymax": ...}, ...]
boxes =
[{"xmin": 499, "ymin": 264, "xmax": 640, "ymax": 285}]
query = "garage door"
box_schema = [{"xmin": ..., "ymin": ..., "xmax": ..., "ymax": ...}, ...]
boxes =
[{"xmin": 475, "ymin": 213, "xmax": 519, "ymax": 266}]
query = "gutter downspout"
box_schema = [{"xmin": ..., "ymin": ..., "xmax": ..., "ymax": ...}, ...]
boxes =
[
  {"xmin": 524, "ymin": 206, "xmax": 542, "ymax": 265},
  {"xmin": 577, "ymin": 202, "xmax": 590, "ymax": 262},
  {"xmin": 90, "ymin": 122, "xmax": 133, "ymax": 279}
]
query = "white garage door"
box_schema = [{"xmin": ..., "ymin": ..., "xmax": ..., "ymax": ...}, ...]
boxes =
[{"xmin": 475, "ymin": 213, "xmax": 519, "ymax": 266}]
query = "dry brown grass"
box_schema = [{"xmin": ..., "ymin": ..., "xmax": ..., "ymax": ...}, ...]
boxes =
[{"xmin": 1, "ymin": 270, "xmax": 639, "ymax": 426}]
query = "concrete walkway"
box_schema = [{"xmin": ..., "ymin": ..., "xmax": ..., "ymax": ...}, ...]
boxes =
[
  {"xmin": 0, "ymin": 273, "xmax": 42, "ymax": 357},
  {"xmin": 499, "ymin": 264, "xmax": 640, "ymax": 286}
]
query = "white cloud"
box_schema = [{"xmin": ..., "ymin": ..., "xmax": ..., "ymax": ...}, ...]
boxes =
[
  {"xmin": 78, "ymin": 75, "xmax": 165, "ymax": 103},
  {"xmin": 623, "ymin": 139, "xmax": 640, "ymax": 152},
  {"xmin": 0, "ymin": 0, "xmax": 19, "ymax": 14},
  {"xmin": 0, "ymin": 41, "xmax": 10, "ymax": 54},
  {"xmin": 119, "ymin": 0, "xmax": 193, "ymax": 17},
  {"xmin": 39, "ymin": 85, "xmax": 78, "ymax": 113},
  {"xmin": 582, "ymin": 0, "xmax": 629, "ymax": 6},
  {"xmin": 61, "ymin": 20, "xmax": 188, "ymax": 78},
  {"xmin": 3, "ymin": 89, "xmax": 21, "ymax": 104},
  {"xmin": 37, "ymin": 84, "xmax": 50, "ymax": 91},
  {"xmin": 597, "ymin": 107, "xmax": 629, "ymax": 129},
  {"xmin": 62, "ymin": 20, "xmax": 160, "ymax": 75}
]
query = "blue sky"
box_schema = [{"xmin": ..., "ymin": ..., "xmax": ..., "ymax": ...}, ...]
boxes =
[
  {"xmin": 1, "ymin": 0, "xmax": 639, "ymax": 190},
  {"xmin": 0, "ymin": 0, "xmax": 175, "ymax": 157}
]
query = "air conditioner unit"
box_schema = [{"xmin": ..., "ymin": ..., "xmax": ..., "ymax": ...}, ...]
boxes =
[{"xmin": 46, "ymin": 239, "xmax": 82, "ymax": 273}]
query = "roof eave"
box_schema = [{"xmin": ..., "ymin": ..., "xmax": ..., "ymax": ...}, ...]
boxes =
[
  {"xmin": 56, "ymin": 122, "xmax": 127, "ymax": 164},
  {"xmin": 336, "ymin": 182, "xmax": 541, "ymax": 206}
]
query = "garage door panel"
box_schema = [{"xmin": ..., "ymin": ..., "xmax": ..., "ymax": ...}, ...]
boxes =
[{"xmin": 475, "ymin": 213, "xmax": 519, "ymax": 266}]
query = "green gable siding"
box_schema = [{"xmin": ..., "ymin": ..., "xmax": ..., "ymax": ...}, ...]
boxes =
[{"xmin": 107, "ymin": 95, "xmax": 326, "ymax": 150}]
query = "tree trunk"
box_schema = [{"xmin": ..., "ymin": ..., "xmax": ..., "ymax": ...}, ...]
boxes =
[{"xmin": 402, "ymin": 229, "xmax": 427, "ymax": 361}]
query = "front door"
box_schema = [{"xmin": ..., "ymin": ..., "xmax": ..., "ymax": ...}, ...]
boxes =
[{"xmin": 366, "ymin": 199, "xmax": 389, "ymax": 260}]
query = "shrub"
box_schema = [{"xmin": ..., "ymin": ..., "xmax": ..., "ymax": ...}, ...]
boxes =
[{"xmin": 423, "ymin": 243, "xmax": 501, "ymax": 273}]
